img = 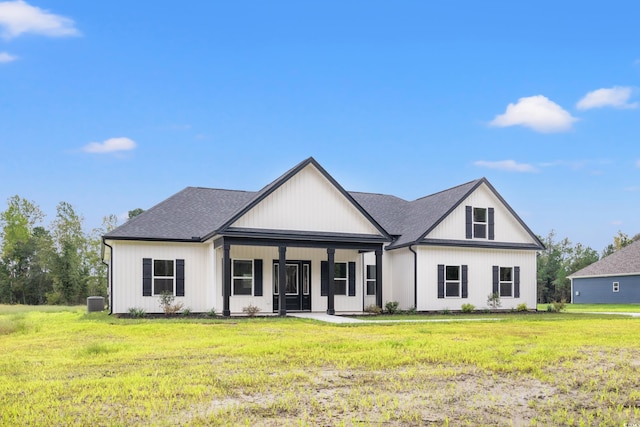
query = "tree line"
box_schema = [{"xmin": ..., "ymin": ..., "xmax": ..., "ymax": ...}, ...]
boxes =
[{"xmin": 0, "ymin": 194, "xmax": 637, "ymax": 306}]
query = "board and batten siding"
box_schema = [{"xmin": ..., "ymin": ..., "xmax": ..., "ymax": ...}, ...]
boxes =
[
  {"xmin": 416, "ymin": 246, "xmax": 537, "ymax": 311},
  {"xmin": 218, "ymin": 245, "xmax": 365, "ymax": 314},
  {"xmin": 427, "ymin": 184, "xmax": 534, "ymax": 244},
  {"xmin": 109, "ymin": 240, "xmax": 213, "ymax": 314},
  {"xmin": 383, "ymin": 248, "xmax": 415, "ymax": 310},
  {"xmin": 231, "ymin": 164, "xmax": 381, "ymax": 235},
  {"xmin": 572, "ymin": 275, "xmax": 640, "ymax": 304}
]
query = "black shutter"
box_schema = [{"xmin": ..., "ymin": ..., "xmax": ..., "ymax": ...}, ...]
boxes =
[
  {"xmin": 488, "ymin": 208, "xmax": 495, "ymax": 240},
  {"xmin": 176, "ymin": 259, "xmax": 185, "ymax": 297},
  {"xmin": 321, "ymin": 261, "xmax": 328, "ymax": 296},
  {"xmin": 461, "ymin": 265, "xmax": 468, "ymax": 298},
  {"xmin": 142, "ymin": 258, "xmax": 152, "ymax": 296},
  {"xmin": 437, "ymin": 264, "xmax": 445, "ymax": 299},
  {"xmin": 465, "ymin": 206, "xmax": 472, "ymax": 239},
  {"xmin": 254, "ymin": 259, "xmax": 263, "ymax": 296},
  {"xmin": 492, "ymin": 266, "xmax": 499, "ymax": 295},
  {"xmin": 514, "ymin": 266, "xmax": 520, "ymax": 298},
  {"xmin": 348, "ymin": 262, "xmax": 356, "ymax": 296}
]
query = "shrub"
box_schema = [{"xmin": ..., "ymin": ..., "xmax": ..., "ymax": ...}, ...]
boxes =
[
  {"xmin": 461, "ymin": 303, "xmax": 475, "ymax": 313},
  {"xmin": 242, "ymin": 304, "xmax": 261, "ymax": 317},
  {"xmin": 158, "ymin": 291, "xmax": 184, "ymax": 316},
  {"xmin": 384, "ymin": 301, "xmax": 399, "ymax": 314},
  {"xmin": 487, "ymin": 293, "xmax": 502, "ymax": 309},
  {"xmin": 441, "ymin": 308, "xmax": 451, "ymax": 315},
  {"xmin": 552, "ymin": 300, "xmax": 566, "ymax": 312},
  {"xmin": 128, "ymin": 307, "xmax": 146, "ymax": 318},
  {"xmin": 516, "ymin": 303, "xmax": 528, "ymax": 312},
  {"xmin": 405, "ymin": 306, "xmax": 417, "ymax": 315},
  {"xmin": 207, "ymin": 307, "xmax": 217, "ymax": 317},
  {"xmin": 364, "ymin": 304, "xmax": 382, "ymax": 315},
  {"xmin": 181, "ymin": 307, "xmax": 192, "ymax": 317}
]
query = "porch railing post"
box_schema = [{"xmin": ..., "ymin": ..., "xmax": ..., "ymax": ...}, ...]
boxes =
[
  {"xmin": 327, "ymin": 248, "xmax": 335, "ymax": 315},
  {"xmin": 375, "ymin": 248, "xmax": 383, "ymax": 310},
  {"xmin": 222, "ymin": 242, "xmax": 231, "ymax": 317},
  {"xmin": 278, "ymin": 245, "xmax": 287, "ymax": 316}
]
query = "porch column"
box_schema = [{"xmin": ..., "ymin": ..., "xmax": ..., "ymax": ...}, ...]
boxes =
[
  {"xmin": 278, "ymin": 245, "xmax": 287, "ymax": 316},
  {"xmin": 327, "ymin": 248, "xmax": 335, "ymax": 315},
  {"xmin": 222, "ymin": 242, "xmax": 231, "ymax": 317},
  {"xmin": 375, "ymin": 248, "xmax": 383, "ymax": 309}
]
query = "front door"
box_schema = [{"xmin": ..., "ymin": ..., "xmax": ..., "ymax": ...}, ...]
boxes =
[{"xmin": 273, "ymin": 260, "xmax": 311, "ymax": 311}]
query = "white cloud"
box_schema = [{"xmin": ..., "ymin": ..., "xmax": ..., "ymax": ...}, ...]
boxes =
[
  {"xmin": 576, "ymin": 86, "xmax": 638, "ymax": 110},
  {"xmin": 636, "ymin": 159, "xmax": 640, "ymax": 168},
  {"xmin": 0, "ymin": 51, "xmax": 17, "ymax": 62},
  {"xmin": 489, "ymin": 95, "xmax": 577, "ymax": 133},
  {"xmin": 0, "ymin": 1, "xmax": 80, "ymax": 40},
  {"xmin": 82, "ymin": 137, "xmax": 137, "ymax": 154},
  {"xmin": 473, "ymin": 160, "xmax": 538, "ymax": 173}
]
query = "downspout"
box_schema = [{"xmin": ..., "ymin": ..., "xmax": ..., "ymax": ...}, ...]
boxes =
[
  {"xmin": 102, "ymin": 238, "xmax": 114, "ymax": 315},
  {"xmin": 408, "ymin": 245, "xmax": 417, "ymax": 309}
]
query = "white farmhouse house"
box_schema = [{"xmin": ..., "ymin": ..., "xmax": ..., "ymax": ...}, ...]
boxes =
[{"xmin": 102, "ymin": 157, "xmax": 544, "ymax": 315}]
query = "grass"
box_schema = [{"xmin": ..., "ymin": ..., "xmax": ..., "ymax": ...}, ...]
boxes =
[{"xmin": 1, "ymin": 305, "xmax": 639, "ymax": 426}]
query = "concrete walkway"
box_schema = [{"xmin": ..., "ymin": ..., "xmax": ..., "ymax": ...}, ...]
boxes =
[{"xmin": 287, "ymin": 312, "xmax": 504, "ymax": 324}]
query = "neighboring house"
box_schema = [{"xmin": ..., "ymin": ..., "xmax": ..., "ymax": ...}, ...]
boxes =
[
  {"xmin": 569, "ymin": 240, "xmax": 640, "ymax": 304},
  {"xmin": 102, "ymin": 157, "xmax": 544, "ymax": 315}
]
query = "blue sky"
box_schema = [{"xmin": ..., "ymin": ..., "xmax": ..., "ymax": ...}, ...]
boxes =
[{"xmin": 0, "ymin": 1, "xmax": 638, "ymax": 252}]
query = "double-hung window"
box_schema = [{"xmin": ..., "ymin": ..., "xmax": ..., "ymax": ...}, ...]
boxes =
[
  {"xmin": 233, "ymin": 260, "xmax": 253, "ymax": 295},
  {"xmin": 445, "ymin": 265, "xmax": 461, "ymax": 298},
  {"xmin": 334, "ymin": 263, "xmax": 347, "ymax": 295},
  {"xmin": 153, "ymin": 260, "xmax": 174, "ymax": 295},
  {"xmin": 473, "ymin": 208, "xmax": 487, "ymax": 239},
  {"xmin": 366, "ymin": 265, "xmax": 376, "ymax": 296},
  {"xmin": 499, "ymin": 267, "xmax": 513, "ymax": 297}
]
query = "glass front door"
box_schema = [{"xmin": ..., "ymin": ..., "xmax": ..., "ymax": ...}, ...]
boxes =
[{"xmin": 273, "ymin": 261, "xmax": 311, "ymax": 311}]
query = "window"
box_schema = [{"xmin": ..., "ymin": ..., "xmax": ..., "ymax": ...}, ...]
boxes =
[
  {"xmin": 303, "ymin": 264, "xmax": 310, "ymax": 295},
  {"xmin": 334, "ymin": 263, "xmax": 347, "ymax": 295},
  {"xmin": 273, "ymin": 263, "xmax": 298, "ymax": 295},
  {"xmin": 613, "ymin": 282, "xmax": 620, "ymax": 293},
  {"xmin": 153, "ymin": 259, "xmax": 174, "ymax": 295},
  {"xmin": 366, "ymin": 265, "xmax": 376, "ymax": 295},
  {"xmin": 233, "ymin": 260, "xmax": 253, "ymax": 295},
  {"xmin": 499, "ymin": 267, "xmax": 513, "ymax": 297},
  {"xmin": 473, "ymin": 207, "xmax": 487, "ymax": 238},
  {"xmin": 445, "ymin": 265, "xmax": 460, "ymax": 298}
]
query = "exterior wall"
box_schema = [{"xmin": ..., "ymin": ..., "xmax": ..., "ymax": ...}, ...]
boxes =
[
  {"xmin": 218, "ymin": 245, "xmax": 365, "ymax": 314},
  {"xmin": 232, "ymin": 164, "xmax": 380, "ymax": 235},
  {"xmin": 572, "ymin": 275, "xmax": 640, "ymax": 304},
  {"xmin": 383, "ymin": 248, "xmax": 415, "ymax": 310},
  {"xmin": 427, "ymin": 183, "xmax": 534, "ymax": 244},
  {"xmin": 109, "ymin": 240, "xmax": 213, "ymax": 314},
  {"xmin": 362, "ymin": 252, "xmax": 377, "ymax": 309},
  {"xmin": 415, "ymin": 246, "xmax": 537, "ymax": 311}
]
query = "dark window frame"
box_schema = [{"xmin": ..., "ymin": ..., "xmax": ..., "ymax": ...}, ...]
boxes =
[{"xmin": 232, "ymin": 259, "xmax": 254, "ymax": 296}]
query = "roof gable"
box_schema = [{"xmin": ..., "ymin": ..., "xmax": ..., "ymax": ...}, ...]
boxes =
[
  {"xmin": 224, "ymin": 158, "xmax": 389, "ymax": 237},
  {"xmin": 424, "ymin": 180, "xmax": 542, "ymax": 246}
]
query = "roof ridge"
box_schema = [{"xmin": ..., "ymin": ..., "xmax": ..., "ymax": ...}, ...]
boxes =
[{"xmin": 412, "ymin": 178, "xmax": 483, "ymax": 202}]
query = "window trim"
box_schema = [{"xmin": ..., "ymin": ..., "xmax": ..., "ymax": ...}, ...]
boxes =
[
  {"xmin": 499, "ymin": 266, "xmax": 514, "ymax": 298},
  {"xmin": 334, "ymin": 262, "xmax": 348, "ymax": 296},
  {"xmin": 366, "ymin": 264, "xmax": 376, "ymax": 296},
  {"xmin": 153, "ymin": 259, "xmax": 175, "ymax": 296},
  {"xmin": 613, "ymin": 282, "xmax": 620, "ymax": 293},
  {"xmin": 445, "ymin": 265, "xmax": 461, "ymax": 298},
  {"xmin": 473, "ymin": 207, "xmax": 487, "ymax": 239},
  {"xmin": 232, "ymin": 259, "xmax": 254, "ymax": 296}
]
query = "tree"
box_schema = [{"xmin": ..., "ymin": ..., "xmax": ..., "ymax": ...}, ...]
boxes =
[
  {"xmin": 128, "ymin": 208, "xmax": 144, "ymax": 219},
  {"xmin": 50, "ymin": 202, "xmax": 86, "ymax": 304},
  {"xmin": 601, "ymin": 231, "xmax": 634, "ymax": 257},
  {"xmin": 537, "ymin": 230, "xmax": 599, "ymax": 303},
  {"xmin": 0, "ymin": 196, "xmax": 47, "ymax": 304},
  {"xmin": 85, "ymin": 215, "xmax": 119, "ymax": 298}
]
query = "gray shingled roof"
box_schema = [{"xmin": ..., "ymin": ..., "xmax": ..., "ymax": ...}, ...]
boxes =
[
  {"xmin": 104, "ymin": 187, "xmax": 256, "ymax": 241},
  {"xmin": 569, "ymin": 239, "xmax": 640, "ymax": 278},
  {"xmin": 104, "ymin": 159, "xmax": 541, "ymax": 250}
]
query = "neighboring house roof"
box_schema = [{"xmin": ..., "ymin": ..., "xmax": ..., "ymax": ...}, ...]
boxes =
[
  {"xmin": 569, "ymin": 239, "xmax": 640, "ymax": 278},
  {"xmin": 104, "ymin": 157, "xmax": 543, "ymax": 250}
]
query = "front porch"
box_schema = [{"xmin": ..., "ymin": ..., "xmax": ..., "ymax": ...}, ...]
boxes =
[{"xmin": 214, "ymin": 231, "xmax": 384, "ymax": 316}]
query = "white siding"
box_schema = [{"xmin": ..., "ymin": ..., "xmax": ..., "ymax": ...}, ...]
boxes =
[
  {"xmin": 232, "ymin": 164, "xmax": 381, "ymax": 235},
  {"xmin": 109, "ymin": 240, "xmax": 213, "ymax": 314},
  {"xmin": 384, "ymin": 248, "xmax": 415, "ymax": 310},
  {"xmin": 415, "ymin": 246, "xmax": 537, "ymax": 311},
  {"xmin": 427, "ymin": 183, "xmax": 535, "ymax": 244}
]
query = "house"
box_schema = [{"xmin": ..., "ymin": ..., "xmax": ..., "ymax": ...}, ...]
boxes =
[
  {"xmin": 569, "ymin": 239, "xmax": 640, "ymax": 304},
  {"xmin": 102, "ymin": 157, "xmax": 544, "ymax": 315}
]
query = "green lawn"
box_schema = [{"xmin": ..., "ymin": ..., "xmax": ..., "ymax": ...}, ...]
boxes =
[
  {"xmin": 1, "ymin": 306, "xmax": 639, "ymax": 426},
  {"xmin": 562, "ymin": 303, "xmax": 640, "ymax": 313}
]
